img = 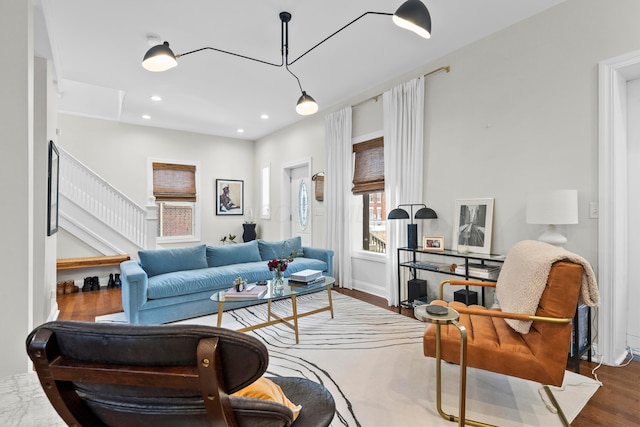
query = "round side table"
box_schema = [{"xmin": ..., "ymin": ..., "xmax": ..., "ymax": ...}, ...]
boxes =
[{"xmin": 415, "ymin": 305, "xmax": 468, "ymax": 427}]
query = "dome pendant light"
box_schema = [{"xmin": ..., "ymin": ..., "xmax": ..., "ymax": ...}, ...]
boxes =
[
  {"xmin": 142, "ymin": 41, "xmax": 178, "ymax": 72},
  {"xmin": 393, "ymin": 0, "xmax": 432, "ymax": 39},
  {"xmin": 296, "ymin": 91, "xmax": 319, "ymax": 116}
]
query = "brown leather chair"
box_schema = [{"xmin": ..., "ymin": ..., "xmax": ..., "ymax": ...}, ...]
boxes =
[
  {"xmin": 422, "ymin": 260, "xmax": 583, "ymax": 427},
  {"xmin": 26, "ymin": 321, "xmax": 335, "ymax": 427}
]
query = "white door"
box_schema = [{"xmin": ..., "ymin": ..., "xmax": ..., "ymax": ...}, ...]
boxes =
[{"xmin": 289, "ymin": 165, "xmax": 312, "ymax": 246}]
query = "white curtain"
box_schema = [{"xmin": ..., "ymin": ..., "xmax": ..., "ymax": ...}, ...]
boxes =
[
  {"xmin": 325, "ymin": 107, "xmax": 353, "ymax": 288},
  {"xmin": 383, "ymin": 77, "xmax": 425, "ymax": 306}
]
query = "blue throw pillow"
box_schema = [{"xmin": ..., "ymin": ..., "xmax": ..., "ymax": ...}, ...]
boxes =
[
  {"xmin": 258, "ymin": 237, "xmax": 303, "ymax": 261},
  {"xmin": 206, "ymin": 240, "xmax": 262, "ymax": 267},
  {"xmin": 138, "ymin": 244, "xmax": 208, "ymax": 277}
]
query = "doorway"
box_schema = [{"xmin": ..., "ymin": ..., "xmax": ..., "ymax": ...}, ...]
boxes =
[
  {"xmin": 598, "ymin": 50, "xmax": 640, "ymax": 364},
  {"xmin": 281, "ymin": 159, "xmax": 312, "ymax": 246}
]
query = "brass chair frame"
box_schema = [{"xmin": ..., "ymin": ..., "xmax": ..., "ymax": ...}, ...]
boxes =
[{"xmin": 429, "ymin": 279, "xmax": 573, "ymax": 427}]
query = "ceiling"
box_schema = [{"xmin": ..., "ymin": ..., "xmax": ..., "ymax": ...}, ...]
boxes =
[{"xmin": 34, "ymin": 0, "xmax": 565, "ymax": 141}]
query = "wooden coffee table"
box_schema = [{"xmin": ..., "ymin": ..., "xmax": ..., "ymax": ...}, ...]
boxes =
[{"xmin": 210, "ymin": 276, "xmax": 335, "ymax": 343}]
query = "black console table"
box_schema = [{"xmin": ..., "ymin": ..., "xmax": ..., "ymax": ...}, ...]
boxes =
[
  {"xmin": 396, "ymin": 247, "xmax": 505, "ymax": 313},
  {"xmin": 398, "ymin": 246, "xmax": 590, "ymax": 374}
]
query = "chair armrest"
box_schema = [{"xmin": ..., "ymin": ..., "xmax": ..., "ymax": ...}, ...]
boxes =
[
  {"xmin": 439, "ymin": 279, "xmax": 496, "ymax": 299},
  {"xmin": 453, "ymin": 305, "xmax": 572, "ymax": 324}
]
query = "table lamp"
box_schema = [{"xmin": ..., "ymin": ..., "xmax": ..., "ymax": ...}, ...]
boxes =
[
  {"xmin": 526, "ymin": 189, "xmax": 578, "ymax": 246},
  {"xmin": 388, "ymin": 203, "xmax": 438, "ymax": 248}
]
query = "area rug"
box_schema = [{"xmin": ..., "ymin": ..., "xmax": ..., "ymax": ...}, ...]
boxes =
[{"xmin": 98, "ymin": 292, "xmax": 600, "ymax": 426}]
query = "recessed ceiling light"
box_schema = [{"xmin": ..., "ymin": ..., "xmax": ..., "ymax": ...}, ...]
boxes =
[
  {"xmin": 142, "ymin": 114, "xmax": 151, "ymax": 120},
  {"xmin": 150, "ymin": 95, "xmax": 162, "ymax": 102},
  {"xmin": 260, "ymin": 114, "xmax": 269, "ymax": 120},
  {"xmin": 237, "ymin": 128, "xmax": 244, "ymax": 133}
]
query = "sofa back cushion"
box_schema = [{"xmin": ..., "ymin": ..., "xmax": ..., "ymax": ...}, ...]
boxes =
[
  {"xmin": 206, "ymin": 240, "xmax": 262, "ymax": 267},
  {"xmin": 138, "ymin": 244, "xmax": 208, "ymax": 277},
  {"xmin": 258, "ymin": 237, "xmax": 303, "ymax": 261}
]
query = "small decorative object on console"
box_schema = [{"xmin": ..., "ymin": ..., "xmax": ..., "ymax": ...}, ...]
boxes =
[{"xmin": 425, "ymin": 305, "xmax": 448, "ymax": 316}]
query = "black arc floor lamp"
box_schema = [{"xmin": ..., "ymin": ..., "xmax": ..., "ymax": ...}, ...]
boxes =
[
  {"xmin": 388, "ymin": 204, "xmax": 438, "ymax": 248},
  {"xmin": 141, "ymin": 0, "xmax": 432, "ymax": 115}
]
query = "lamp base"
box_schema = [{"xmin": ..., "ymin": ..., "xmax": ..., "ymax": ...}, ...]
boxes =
[
  {"xmin": 538, "ymin": 225, "xmax": 567, "ymax": 247},
  {"xmin": 407, "ymin": 224, "xmax": 418, "ymax": 248}
]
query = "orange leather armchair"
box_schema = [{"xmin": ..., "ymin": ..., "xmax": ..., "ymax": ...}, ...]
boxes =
[{"xmin": 422, "ymin": 260, "xmax": 583, "ymax": 427}]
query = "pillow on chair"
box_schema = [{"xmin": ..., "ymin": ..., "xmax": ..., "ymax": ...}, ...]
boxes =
[{"xmin": 233, "ymin": 377, "xmax": 302, "ymax": 420}]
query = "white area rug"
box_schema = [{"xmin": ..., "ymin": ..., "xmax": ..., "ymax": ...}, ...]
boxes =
[{"xmin": 98, "ymin": 292, "xmax": 600, "ymax": 426}]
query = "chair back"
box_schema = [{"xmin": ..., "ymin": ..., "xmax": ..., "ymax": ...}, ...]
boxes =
[
  {"xmin": 26, "ymin": 321, "xmax": 295, "ymax": 427},
  {"xmin": 519, "ymin": 261, "xmax": 583, "ymax": 382}
]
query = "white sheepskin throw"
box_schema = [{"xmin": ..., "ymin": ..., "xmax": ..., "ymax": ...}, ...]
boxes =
[{"xmin": 495, "ymin": 240, "xmax": 599, "ymax": 334}]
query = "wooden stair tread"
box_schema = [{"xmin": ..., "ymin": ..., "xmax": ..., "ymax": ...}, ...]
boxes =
[{"xmin": 57, "ymin": 255, "xmax": 130, "ymax": 270}]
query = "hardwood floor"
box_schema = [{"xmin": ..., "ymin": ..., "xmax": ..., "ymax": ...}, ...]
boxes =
[{"xmin": 57, "ymin": 287, "xmax": 639, "ymax": 426}]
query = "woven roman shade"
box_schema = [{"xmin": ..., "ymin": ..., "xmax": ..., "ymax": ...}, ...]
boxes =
[
  {"xmin": 153, "ymin": 162, "xmax": 196, "ymax": 202},
  {"xmin": 352, "ymin": 137, "xmax": 384, "ymax": 194}
]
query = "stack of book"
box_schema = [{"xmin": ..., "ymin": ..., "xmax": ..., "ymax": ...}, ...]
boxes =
[
  {"xmin": 454, "ymin": 263, "xmax": 501, "ymax": 280},
  {"xmin": 413, "ymin": 262, "xmax": 454, "ymax": 272},
  {"xmin": 289, "ymin": 269, "xmax": 325, "ymax": 286},
  {"xmin": 224, "ymin": 284, "xmax": 268, "ymax": 300}
]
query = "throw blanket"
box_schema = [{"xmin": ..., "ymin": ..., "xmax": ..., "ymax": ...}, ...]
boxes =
[{"xmin": 495, "ymin": 240, "xmax": 599, "ymax": 334}]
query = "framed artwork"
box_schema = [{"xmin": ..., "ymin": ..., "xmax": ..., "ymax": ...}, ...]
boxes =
[
  {"xmin": 47, "ymin": 140, "xmax": 60, "ymax": 236},
  {"xmin": 452, "ymin": 198, "xmax": 494, "ymax": 254},
  {"xmin": 216, "ymin": 179, "xmax": 244, "ymax": 215},
  {"xmin": 423, "ymin": 236, "xmax": 444, "ymax": 251}
]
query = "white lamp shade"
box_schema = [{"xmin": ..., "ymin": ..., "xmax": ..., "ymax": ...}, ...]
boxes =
[
  {"xmin": 526, "ymin": 189, "xmax": 578, "ymax": 246},
  {"xmin": 526, "ymin": 189, "xmax": 579, "ymax": 225}
]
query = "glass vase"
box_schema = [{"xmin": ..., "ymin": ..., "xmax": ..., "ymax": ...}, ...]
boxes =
[{"xmin": 274, "ymin": 270, "xmax": 284, "ymax": 291}]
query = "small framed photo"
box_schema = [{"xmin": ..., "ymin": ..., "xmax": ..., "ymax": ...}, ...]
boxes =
[
  {"xmin": 452, "ymin": 198, "xmax": 494, "ymax": 254},
  {"xmin": 216, "ymin": 179, "xmax": 244, "ymax": 215},
  {"xmin": 423, "ymin": 236, "xmax": 444, "ymax": 251}
]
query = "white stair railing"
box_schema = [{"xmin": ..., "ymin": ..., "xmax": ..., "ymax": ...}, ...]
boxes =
[{"xmin": 58, "ymin": 146, "xmax": 156, "ymax": 252}]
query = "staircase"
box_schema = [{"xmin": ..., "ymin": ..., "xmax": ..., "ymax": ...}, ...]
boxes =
[{"xmin": 58, "ymin": 147, "xmax": 157, "ymax": 258}]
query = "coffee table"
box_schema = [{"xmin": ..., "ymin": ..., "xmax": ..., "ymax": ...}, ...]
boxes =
[{"xmin": 210, "ymin": 276, "xmax": 335, "ymax": 343}]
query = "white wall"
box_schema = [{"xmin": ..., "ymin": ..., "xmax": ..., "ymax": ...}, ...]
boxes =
[
  {"xmin": 256, "ymin": 0, "xmax": 640, "ymax": 302},
  {"xmin": 33, "ymin": 57, "xmax": 58, "ymax": 326},
  {"xmin": 0, "ymin": 1, "xmax": 34, "ymax": 377},
  {"xmin": 254, "ymin": 116, "xmax": 327, "ymax": 245},
  {"xmin": 57, "ymin": 115, "xmax": 256, "ymax": 253}
]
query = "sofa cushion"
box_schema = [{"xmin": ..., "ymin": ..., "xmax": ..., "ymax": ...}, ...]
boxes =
[
  {"xmin": 232, "ymin": 377, "xmax": 301, "ymax": 421},
  {"xmin": 139, "ymin": 244, "xmax": 207, "ymax": 278},
  {"xmin": 258, "ymin": 237, "xmax": 303, "ymax": 261},
  {"xmin": 206, "ymin": 240, "xmax": 262, "ymax": 267}
]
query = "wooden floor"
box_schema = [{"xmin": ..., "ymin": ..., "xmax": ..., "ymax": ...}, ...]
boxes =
[{"xmin": 57, "ymin": 287, "xmax": 640, "ymax": 426}]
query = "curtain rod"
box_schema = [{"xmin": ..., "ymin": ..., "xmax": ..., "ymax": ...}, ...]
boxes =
[{"xmin": 351, "ymin": 65, "xmax": 450, "ymax": 109}]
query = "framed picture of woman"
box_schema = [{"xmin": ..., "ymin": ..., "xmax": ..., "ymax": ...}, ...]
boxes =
[{"xmin": 216, "ymin": 179, "xmax": 244, "ymax": 215}]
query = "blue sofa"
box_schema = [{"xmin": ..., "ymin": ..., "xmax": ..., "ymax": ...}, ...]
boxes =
[{"xmin": 120, "ymin": 237, "xmax": 334, "ymax": 324}]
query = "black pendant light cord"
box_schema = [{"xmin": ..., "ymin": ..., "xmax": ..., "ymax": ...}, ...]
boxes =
[
  {"xmin": 175, "ymin": 46, "xmax": 283, "ymax": 67},
  {"xmin": 287, "ymin": 12, "xmax": 392, "ymax": 66},
  {"xmin": 174, "ymin": 11, "xmax": 393, "ymax": 71}
]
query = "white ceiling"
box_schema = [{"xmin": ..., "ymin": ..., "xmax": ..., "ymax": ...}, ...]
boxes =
[{"xmin": 34, "ymin": 0, "xmax": 565, "ymax": 141}]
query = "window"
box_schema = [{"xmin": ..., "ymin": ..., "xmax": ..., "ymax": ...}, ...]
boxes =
[
  {"xmin": 152, "ymin": 162, "xmax": 199, "ymax": 242},
  {"xmin": 261, "ymin": 164, "xmax": 271, "ymax": 219},
  {"xmin": 352, "ymin": 137, "xmax": 386, "ymax": 253}
]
